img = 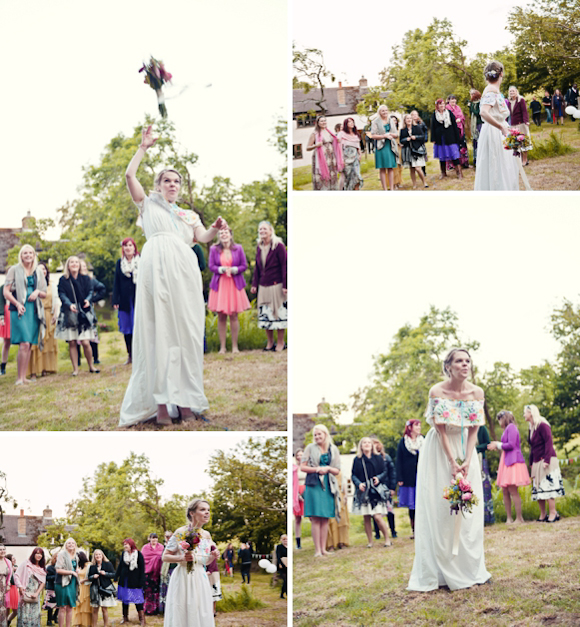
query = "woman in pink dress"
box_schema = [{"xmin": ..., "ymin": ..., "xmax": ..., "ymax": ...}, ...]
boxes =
[
  {"xmin": 208, "ymin": 228, "xmax": 250, "ymax": 354},
  {"xmin": 487, "ymin": 410, "xmax": 530, "ymax": 524},
  {"xmin": 446, "ymin": 95, "xmax": 469, "ymax": 169}
]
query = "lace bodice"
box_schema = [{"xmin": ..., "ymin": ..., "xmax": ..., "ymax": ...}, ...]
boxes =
[
  {"xmin": 480, "ymin": 90, "xmax": 509, "ymax": 127},
  {"xmin": 166, "ymin": 526, "xmax": 213, "ymax": 567},
  {"xmin": 425, "ymin": 397, "xmax": 485, "ymax": 428}
]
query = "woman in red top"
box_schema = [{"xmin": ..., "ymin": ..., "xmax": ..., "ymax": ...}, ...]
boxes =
[{"xmin": 524, "ymin": 405, "xmax": 565, "ymax": 522}]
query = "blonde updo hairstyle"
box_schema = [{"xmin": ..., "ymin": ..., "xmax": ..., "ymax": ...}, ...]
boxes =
[
  {"xmin": 442, "ymin": 347, "xmax": 474, "ymax": 379},
  {"xmin": 154, "ymin": 168, "xmax": 182, "ymax": 191},
  {"xmin": 186, "ymin": 498, "xmax": 210, "ymax": 523}
]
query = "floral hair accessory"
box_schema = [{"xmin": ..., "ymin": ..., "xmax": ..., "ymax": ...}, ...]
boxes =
[{"xmin": 486, "ymin": 70, "xmax": 497, "ymax": 77}]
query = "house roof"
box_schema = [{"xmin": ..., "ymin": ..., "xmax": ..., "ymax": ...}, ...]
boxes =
[{"xmin": 293, "ymin": 86, "xmax": 363, "ymax": 117}]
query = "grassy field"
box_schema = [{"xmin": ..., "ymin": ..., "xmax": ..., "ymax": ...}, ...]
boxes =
[
  {"xmin": 293, "ymin": 510, "xmax": 580, "ymax": 626},
  {"xmin": 293, "ymin": 118, "xmax": 580, "ymax": 191},
  {"xmin": 0, "ymin": 331, "xmax": 286, "ymax": 431},
  {"xmin": 32, "ymin": 571, "xmax": 286, "ymax": 626}
]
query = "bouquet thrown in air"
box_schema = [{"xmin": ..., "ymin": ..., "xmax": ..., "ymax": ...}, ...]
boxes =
[
  {"xmin": 443, "ymin": 471, "xmax": 479, "ymax": 517},
  {"xmin": 503, "ymin": 127, "xmax": 532, "ymax": 156},
  {"xmin": 139, "ymin": 56, "xmax": 173, "ymax": 118},
  {"xmin": 180, "ymin": 527, "xmax": 201, "ymax": 573}
]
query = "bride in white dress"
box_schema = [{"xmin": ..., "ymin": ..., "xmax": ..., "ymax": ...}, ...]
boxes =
[
  {"xmin": 474, "ymin": 60, "xmax": 520, "ymax": 191},
  {"xmin": 408, "ymin": 348, "xmax": 491, "ymax": 591},
  {"xmin": 163, "ymin": 499, "xmax": 220, "ymax": 627},
  {"xmin": 119, "ymin": 125, "xmax": 227, "ymax": 427}
]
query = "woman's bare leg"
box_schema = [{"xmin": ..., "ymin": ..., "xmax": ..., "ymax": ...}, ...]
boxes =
[
  {"xmin": 363, "ymin": 515, "xmax": 373, "ymax": 544},
  {"xmin": 2, "ymin": 338, "xmax": 10, "ymax": 363},
  {"xmin": 218, "ymin": 313, "xmax": 228, "ymax": 354},
  {"xmin": 275, "ymin": 329, "xmax": 285, "ymax": 351},
  {"xmin": 16, "ymin": 342, "xmax": 31, "ymax": 383},
  {"xmin": 265, "ymin": 330, "xmax": 275, "ymax": 350},
  {"xmin": 373, "ymin": 513, "xmax": 391, "ymax": 544},
  {"xmin": 68, "ymin": 342, "xmax": 79, "ymax": 375},
  {"xmin": 416, "ymin": 167, "xmax": 427, "ymax": 186},
  {"xmin": 410, "ymin": 167, "xmax": 417, "ymax": 188},
  {"xmin": 547, "ymin": 498, "xmax": 557, "ymax": 521},
  {"xmin": 379, "ymin": 169, "xmax": 387, "ymax": 190},
  {"xmin": 81, "ymin": 340, "xmax": 95, "ymax": 371},
  {"xmin": 508, "ymin": 485, "xmax": 524, "ymax": 522},
  {"xmin": 387, "ymin": 169, "xmax": 394, "ymax": 190},
  {"xmin": 320, "ymin": 519, "xmax": 331, "ymax": 554},
  {"xmin": 230, "ymin": 314, "xmax": 239, "ymax": 353},
  {"xmin": 311, "ymin": 517, "xmax": 322, "ymax": 555},
  {"xmin": 538, "ymin": 499, "xmax": 547, "ymax": 520},
  {"xmin": 503, "ymin": 487, "xmax": 514, "ymax": 523}
]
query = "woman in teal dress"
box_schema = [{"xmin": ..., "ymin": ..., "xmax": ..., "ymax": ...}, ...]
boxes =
[
  {"xmin": 55, "ymin": 539, "xmax": 79, "ymax": 627},
  {"xmin": 2, "ymin": 245, "xmax": 46, "ymax": 385},
  {"xmin": 367, "ymin": 105, "xmax": 398, "ymax": 190},
  {"xmin": 300, "ymin": 424, "xmax": 341, "ymax": 557}
]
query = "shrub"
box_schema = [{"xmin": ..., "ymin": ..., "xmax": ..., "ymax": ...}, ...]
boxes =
[
  {"xmin": 216, "ymin": 584, "xmax": 267, "ymax": 612},
  {"xmin": 528, "ymin": 131, "xmax": 574, "ymax": 161},
  {"xmin": 492, "ymin": 480, "xmax": 580, "ymax": 521}
]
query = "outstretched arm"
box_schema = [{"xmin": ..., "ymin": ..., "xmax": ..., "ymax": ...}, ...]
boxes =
[
  {"xmin": 126, "ymin": 125, "xmax": 158, "ymax": 204},
  {"xmin": 194, "ymin": 217, "xmax": 228, "ymax": 244}
]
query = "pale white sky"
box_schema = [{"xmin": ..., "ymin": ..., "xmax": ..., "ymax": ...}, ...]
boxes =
[
  {"xmin": 0, "ymin": 432, "xmax": 272, "ymax": 518},
  {"xmin": 290, "ymin": 195, "xmax": 580, "ymax": 421},
  {"xmin": 293, "ymin": 0, "xmax": 530, "ymax": 86},
  {"xmin": 0, "ymin": 0, "xmax": 286, "ymax": 238}
]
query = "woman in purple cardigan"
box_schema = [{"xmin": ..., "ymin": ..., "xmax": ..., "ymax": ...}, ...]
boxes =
[
  {"xmin": 487, "ymin": 410, "xmax": 530, "ymax": 524},
  {"xmin": 208, "ymin": 228, "xmax": 250, "ymax": 354},
  {"xmin": 250, "ymin": 221, "xmax": 287, "ymax": 352},
  {"xmin": 507, "ymin": 86, "xmax": 531, "ymax": 166},
  {"xmin": 524, "ymin": 405, "xmax": 565, "ymax": 522}
]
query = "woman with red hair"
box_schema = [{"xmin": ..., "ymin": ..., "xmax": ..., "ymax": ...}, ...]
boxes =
[
  {"xmin": 113, "ymin": 237, "xmax": 140, "ymax": 365},
  {"xmin": 396, "ymin": 420, "xmax": 424, "ymax": 539},
  {"xmin": 115, "ymin": 539, "xmax": 145, "ymax": 625}
]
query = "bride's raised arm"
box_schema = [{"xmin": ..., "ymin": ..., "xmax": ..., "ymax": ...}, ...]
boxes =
[{"xmin": 126, "ymin": 125, "xmax": 158, "ymax": 204}]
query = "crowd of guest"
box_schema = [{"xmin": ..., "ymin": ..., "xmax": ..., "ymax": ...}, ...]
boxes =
[
  {"xmin": 294, "ymin": 404, "xmax": 567, "ymax": 554},
  {"xmin": 0, "ymin": 220, "xmax": 287, "ymax": 384},
  {"xmin": 305, "ymin": 80, "xmax": 578, "ymax": 190},
  {"xmin": 0, "ymin": 503, "xmax": 286, "ymax": 627}
]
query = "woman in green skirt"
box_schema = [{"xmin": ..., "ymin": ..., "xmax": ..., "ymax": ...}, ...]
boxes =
[
  {"xmin": 2, "ymin": 244, "xmax": 46, "ymax": 385},
  {"xmin": 300, "ymin": 424, "xmax": 341, "ymax": 557},
  {"xmin": 367, "ymin": 105, "xmax": 398, "ymax": 191},
  {"xmin": 55, "ymin": 539, "xmax": 79, "ymax": 627}
]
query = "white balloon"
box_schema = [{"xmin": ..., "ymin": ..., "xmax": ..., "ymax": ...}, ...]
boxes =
[
  {"xmin": 564, "ymin": 106, "xmax": 576, "ymax": 115},
  {"xmin": 258, "ymin": 559, "xmax": 270, "ymax": 569},
  {"xmin": 266, "ymin": 564, "xmax": 277, "ymax": 574},
  {"xmin": 574, "ymin": 110, "xmax": 580, "ymax": 119}
]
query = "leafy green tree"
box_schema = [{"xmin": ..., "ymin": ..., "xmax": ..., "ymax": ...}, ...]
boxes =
[
  {"xmin": 64, "ymin": 453, "xmax": 191, "ymax": 555},
  {"xmin": 381, "ymin": 19, "xmax": 517, "ymax": 114},
  {"xmin": 508, "ymin": 0, "xmax": 580, "ymax": 93},
  {"xmin": 36, "ymin": 518, "xmax": 83, "ymax": 552},
  {"xmin": 208, "ymin": 437, "xmax": 286, "ymax": 553},
  {"xmin": 0, "ymin": 471, "xmax": 18, "ymax": 542},
  {"xmin": 479, "ymin": 362, "xmax": 522, "ymax": 442},
  {"xmin": 293, "ymin": 45, "xmax": 335, "ymax": 113},
  {"xmin": 347, "ymin": 307, "xmax": 479, "ymax": 456}
]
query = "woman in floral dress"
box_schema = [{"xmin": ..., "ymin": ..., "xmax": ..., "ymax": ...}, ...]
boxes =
[
  {"xmin": 15, "ymin": 548, "xmax": 46, "ymax": 627},
  {"xmin": 408, "ymin": 348, "xmax": 491, "ymax": 591}
]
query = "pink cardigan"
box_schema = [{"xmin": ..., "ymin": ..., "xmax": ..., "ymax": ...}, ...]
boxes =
[{"xmin": 2, "ymin": 557, "xmax": 12, "ymax": 606}]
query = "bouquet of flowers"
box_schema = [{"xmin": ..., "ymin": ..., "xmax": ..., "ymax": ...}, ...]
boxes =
[
  {"xmin": 180, "ymin": 527, "xmax": 201, "ymax": 573},
  {"xmin": 503, "ymin": 127, "xmax": 532, "ymax": 156},
  {"xmin": 443, "ymin": 471, "xmax": 479, "ymax": 517},
  {"xmin": 139, "ymin": 56, "xmax": 173, "ymax": 118}
]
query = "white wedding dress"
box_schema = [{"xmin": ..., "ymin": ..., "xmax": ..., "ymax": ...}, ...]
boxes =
[
  {"xmin": 408, "ymin": 398, "xmax": 491, "ymax": 591},
  {"xmin": 119, "ymin": 192, "xmax": 209, "ymax": 426},
  {"xmin": 163, "ymin": 530, "xmax": 215, "ymax": 627},
  {"xmin": 474, "ymin": 90, "xmax": 519, "ymax": 190}
]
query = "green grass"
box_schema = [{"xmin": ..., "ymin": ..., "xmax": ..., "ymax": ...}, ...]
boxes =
[
  {"xmin": 293, "ymin": 509, "xmax": 580, "ymax": 626},
  {"xmin": 0, "ymin": 327, "xmax": 286, "ymax": 431},
  {"xmin": 218, "ymin": 583, "xmax": 267, "ymax": 612}
]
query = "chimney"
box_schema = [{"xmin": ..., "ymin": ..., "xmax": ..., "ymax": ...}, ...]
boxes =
[
  {"xmin": 337, "ymin": 83, "xmax": 346, "ymax": 106},
  {"xmin": 359, "ymin": 76, "xmax": 368, "ymax": 88},
  {"xmin": 43, "ymin": 507, "xmax": 53, "ymax": 524},
  {"xmin": 18, "ymin": 510, "xmax": 26, "ymax": 536},
  {"xmin": 317, "ymin": 398, "xmax": 330, "ymax": 416},
  {"xmin": 22, "ymin": 211, "xmax": 33, "ymax": 231}
]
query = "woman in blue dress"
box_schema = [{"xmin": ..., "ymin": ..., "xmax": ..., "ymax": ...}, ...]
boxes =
[
  {"xmin": 552, "ymin": 89, "xmax": 565, "ymax": 125},
  {"xmin": 367, "ymin": 105, "xmax": 398, "ymax": 190},
  {"xmin": 300, "ymin": 424, "xmax": 341, "ymax": 557},
  {"xmin": 2, "ymin": 244, "xmax": 46, "ymax": 385}
]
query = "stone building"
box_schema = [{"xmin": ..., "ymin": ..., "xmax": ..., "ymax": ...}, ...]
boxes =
[{"xmin": 0, "ymin": 211, "xmax": 37, "ymax": 273}]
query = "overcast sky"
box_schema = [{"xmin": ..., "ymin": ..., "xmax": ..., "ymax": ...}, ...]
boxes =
[
  {"xmin": 293, "ymin": 0, "xmax": 530, "ymax": 86},
  {"xmin": 0, "ymin": 0, "xmax": 286, "ymax": 239},
  {"xmin": 0, "ymin": 433, "xmax": 274, "ymax": 519},
  {"xmin": 290, "ymin": 195, "xmax": 580, "ymax": 421}
]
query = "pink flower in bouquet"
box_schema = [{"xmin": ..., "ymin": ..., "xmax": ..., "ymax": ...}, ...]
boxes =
[
  {"xmin": 462, "ymin": 492, "xmax": 472, "ymax": 501},
  {"xmin": 458, "ymin": 480, "xmax": 472, "ymax": 492},
  {"xmin": 442, "ymin": 411, "xmax": 450, "ymax": 418},
  {"xmin": 517, "ymin": 134, "xmax": 525, "ymax": 141},
  {"xmin": 443, "ymin": 487, "xmax": 450, "ymax": 499},
  {"xmin": 180, "ymin": 541, "xmax": 190, "ymax": 550}
]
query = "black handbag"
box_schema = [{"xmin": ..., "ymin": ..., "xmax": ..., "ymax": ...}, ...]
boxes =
[
  {"xmin": 68, "ymin": 279, "xmax": 95, "ymax": 333},
  {"xmin": 99, "ymin": 582, "xmax": 116, "ymax": 598},
  {"xmin": 362, "ymin": 457, "xmax": 389, "ymax": 509},
  {"xmin": 89, "ymin": 582, "xmax": 100, "ymax": 605}
]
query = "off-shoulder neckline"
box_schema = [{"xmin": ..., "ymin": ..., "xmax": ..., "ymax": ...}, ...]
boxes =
[{"xmin": 429, "ymin": 396, "xmax": 484, "ymax": 403}]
